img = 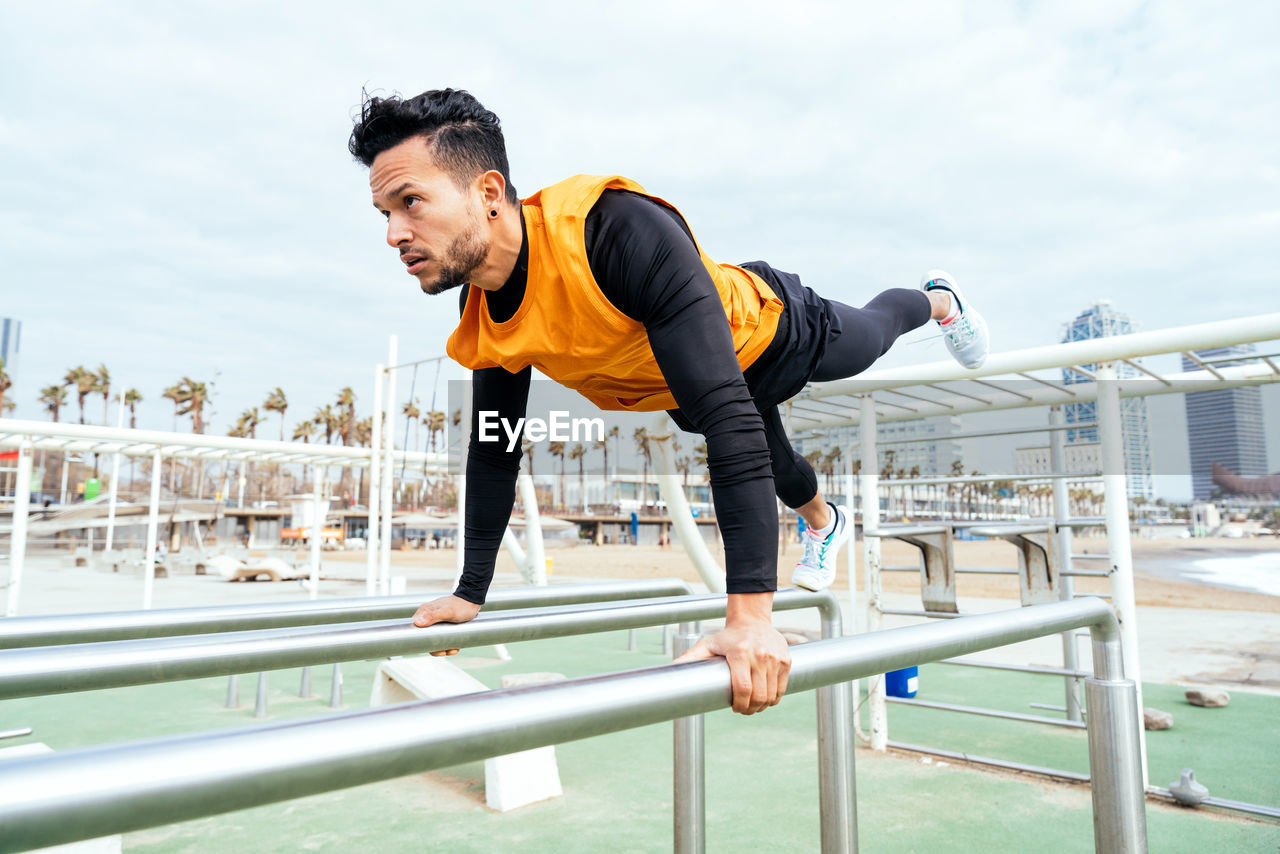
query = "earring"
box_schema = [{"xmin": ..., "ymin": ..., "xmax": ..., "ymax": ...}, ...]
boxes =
[{"xmin": 489, "ymin": 208, "xmax": 498, "ymax": 219}]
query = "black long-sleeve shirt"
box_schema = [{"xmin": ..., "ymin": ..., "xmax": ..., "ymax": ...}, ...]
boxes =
[{"xmin": 453, "ymin": 190, "xmax": 802, "ymax": 604}]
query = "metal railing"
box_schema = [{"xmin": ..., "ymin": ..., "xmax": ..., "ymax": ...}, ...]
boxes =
[
  {"xmin": 0, "ymin": 597, "xmax": 1143, "ymax": 854},
  {"xmin": 0, "ymin": 579, "xmax": 695, "ymax": 648},
  {"xmin": 0, "ymin": 588, "xmax": 838, "ymax": 700}
]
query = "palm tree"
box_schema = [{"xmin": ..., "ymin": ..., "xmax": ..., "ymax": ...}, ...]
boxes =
[
  {"xmin": 293, "ymin": 418, "xmax": 317, "ymax": 487},
  {"xmin": 568, "ymin": 443, "xmax": 586, "ymax": 511},
  {"xmin": 121, "ymin": 389, "xmax": 143, "ymax": 495},
  {"xmin": 336, "ymin": 387, "xmax": 356, "ymax": 446},
  {"xmin": 64, "ymin": 366, "xmax": 96, "ymax": 424},
  {"xmin": 593, "ymin": 435, "xmax": 611, "ymax": 508},
  {"xmin": 401, "ymin": 399, "xmax": 420, "ymax": 451},
  {"xmin": 39, "ymin": 384, "xmax": 67, "ymax": 422},
  {"xmin": 263, "ymin": 388, "xmax": 288, "ymax": 441},
  {"xmin": 425, "ymin": 410, "xmax": 445, "ymax": 453},
  {"xmin": 633, "ymin": 427, "xmax": 651, "ymax": 514},
  {"xmin": 95, "ymin": 364, "xmax": 111, "ymax": 425},
  {"xmin": 175, "ymin": 377, "xmax": 210, "ymax": 434},
  {"xmin": 825, "ymin": 446, "xmax": 843, "ymax": 500},
  {"xmin": 162, "ymin": 383, "xmax": 182, "ymax": 431},
  {"xmin": 236, "ymin": 407, "xmax": 264, "ymax": 503},
  {"xmin": 548, "ymin": 441, "xmax": 566, "ymax": 509},
  {"xmin": 315, "ymin": 405, "xmax": 338, "ymax": 445},
  {"xmin": 522, "ymin": 439, "xmax": 536, "ymax": 477},
  {"xmin": 354, "ymin": 416, "xmax": 373, "ymax": 505},
  {"xmin": 608, "ymin": 425, "xmax": 621, "ymax": 505}
]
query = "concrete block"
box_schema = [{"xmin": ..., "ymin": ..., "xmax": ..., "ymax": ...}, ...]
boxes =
[
  {"xmin": 0, "ymin": 743, "xmax": 123, "ymax": 853},
  {"xmin": 1143, "ymin": 707, "xmax": 1174, "ymax": 730},
  {"xmin": 370, "ymin": 661, "xmax": 564, "ymax": 811}
]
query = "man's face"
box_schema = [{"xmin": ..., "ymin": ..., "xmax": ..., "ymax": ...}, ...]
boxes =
[{"xmin": 370, "ymin": 136, "xmax": 490, "ymax": 295}]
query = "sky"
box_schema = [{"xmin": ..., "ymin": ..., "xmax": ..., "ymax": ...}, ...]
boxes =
[{"xmin": 2, "ymin": 1, "xmax": 1278, "ymax": 498}]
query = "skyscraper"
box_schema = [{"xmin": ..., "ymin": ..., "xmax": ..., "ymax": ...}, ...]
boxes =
[
  {"xmin": 1061, "ymin": 301, "xmax": 1153, "ymax": 500},
  {"xmin": 1182, "ymin": 345, "xmax": 1268, "ymax": 499}
]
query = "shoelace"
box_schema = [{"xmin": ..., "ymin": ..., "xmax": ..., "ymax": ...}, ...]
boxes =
[{"xmin": 801, "ymin": 527, "xmax": 833, "ymax": 566}]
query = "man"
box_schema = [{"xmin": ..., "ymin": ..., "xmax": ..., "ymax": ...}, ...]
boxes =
[{"xmin": 349, "ymin": 89, "xmax": 988, "ymax": 715}]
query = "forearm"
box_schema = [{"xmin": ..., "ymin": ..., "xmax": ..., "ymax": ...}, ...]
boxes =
[{"xmin": 453, "ymin": 452, "xmax": 518, "ymax": 605}]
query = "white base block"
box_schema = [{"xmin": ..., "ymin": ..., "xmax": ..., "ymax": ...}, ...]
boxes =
[
  {"xmin": 0, "ymin": 744, "xmax": 123, "ymax": 853},
  {"xmin": 485, "ymin": 748, "xmax": 563, "ymax": 811},
  {"xmin": 369, "ymin": 659, "xmax": 562, "ymax": 811}
]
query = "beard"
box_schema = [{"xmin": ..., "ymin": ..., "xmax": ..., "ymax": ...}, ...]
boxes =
[{"xmin": 420, "ymin": 212, "xmax": 491, "ymax": 296}]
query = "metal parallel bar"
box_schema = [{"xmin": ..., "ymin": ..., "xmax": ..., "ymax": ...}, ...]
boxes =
[
  {"xmin": 0, "ymin": 590, "xmax": 837, "ymax": 700},
  {"xmin": 936, "ymin": 658, "xmax": 1093, "ymax": 679},
  {"xmin": 884, "ymin": 696, "xmax": 1088, "ymax": 730},
  {"xmin": 887, "ymin": 741, "xmax": 1090, "ymax": 783},
  {"xmin": 879, "ymin": 473, "xmax": 1101, "ymax": 487},
  {"xmin": 0, "ymin": 599, "xmax": 1132, "ymax": 854},
  {"xmin": 0, "ymin": 728, "xmax": 33, "ymax": 741},
  {"xmin": 880, "ymin": 388, "xmax": 955, "ymax": 409},
  {"xmin": 1075, "ymin": 592, "xmax": 1112, "ymax": 600},
  {"xmin": 0, "ymin": 579, "xmax": 696, "ymax": 649},
  {"xmin": 1263, "ymin": 356, "xmax": 1280, "ymax": 375}
]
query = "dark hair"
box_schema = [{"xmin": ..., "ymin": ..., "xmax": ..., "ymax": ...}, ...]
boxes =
[{"xmin": 349, "ymin": 88, "xmax": 517, "ymax": 204}]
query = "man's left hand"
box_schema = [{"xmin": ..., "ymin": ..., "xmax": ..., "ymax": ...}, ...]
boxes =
[{"xmin": 674, "ymin": 592, "xmax": 790, "ymax": 715}]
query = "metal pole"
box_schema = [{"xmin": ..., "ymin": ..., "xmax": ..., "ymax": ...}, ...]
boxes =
[
  {"xmin": 1048, "ymin": 405, "xmax": 1082, "ymax": 722},
  {"xmin": 1085, "ymin": 676, "xmax": 1149, "ymax": 853},
  {"xmin": 105, "ymin": 398, "xmax": 125, "ymax": 553},
  {"xmin": 0, "ymin": 599, "xmax": 1121, "ymax": 853},
  {"xmin": 253, "ymin": 672, "xmax": 268, "ymax": 718},
  {"xmin": 224, "ymin": 675, "xmax": 239, "ymax": 709},
  {"xmin": 366, "ymin": 363, "xmax": 383, "ymax": 597},
  {"xmin": 1095, "ymin": 364, "xmax": 1147, "ymax": 784},
  {"xmin": 143, "ymin": 449, "xmax": 162, "ymax": 610},
  {"xmin": 0, "ymin": 590, "xmax": 839, "ymax": 699},
  {"xmin": 859, "ymin": 395, "xmax": 886, "ymax": 751},
  {"xmin": 0, "ymin": 579, "xmax": 697, "ymax": 649},
  {"xmin": 518, "ymin": 474, "xmax": 547, "ymax": 586},
  {"xmin": 672, "ymin": 622, "xmax": 704, "ymax": 854},
  {"xmin": 816, "ymin": 605, "xmax": 857, "ymax": 853},
  {"xmin": 329, "ymin": 663, "xmax": 343, "ymax": 708},
  {"xmin": 379, "ymin": 337, "xmax": 398, "ymax": 596},
  {"xmin": 299, "ymin": 667, "xmax": 312, "ymax": 699},
  {"xmin": 309, "ymin": 471, "xmax": 323, "ymax": 600},
  {"xmin": 5, "ymin": 440, "xmax": 32, "ymax": 617}
]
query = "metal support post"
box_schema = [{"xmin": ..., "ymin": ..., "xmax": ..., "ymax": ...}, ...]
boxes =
[
  {"xmin": 816, "ymin": 607, "xmax": 857, "ymax": 853},
  {"xmin": 5, "ymin": 440, "xmax": 33, "ymax": 617},
  {"xmin": 224, "ymin": 675, "xmax": 239, "ymax": 709},
  {"xmin": 379, "ymin": 336, "xmax": 398, "ymax": 596},
  {"xmin": 1085, "ymin": 677, "xmax": 1148, "ymax": 853},
  {"xmin": 309, "ymin": 471, "xmax": 324, "ymax": 600},
  {"xmin": 672, "ymin": 622, "xmax": 705, "ymax": 854},
  {"xmin": 1049, "ymin": 405, "xmax": 1082, "ymax": 721},
  {"xmin": 1095, "ymin": 364, "xmax": 1147, "ymax": 783},
  {"xmin": 299, "ymin": 668, "xmax": 313, "ymax": 699},
  {"xmin": 627, "ymin": 629, "xmax": 638, "ymax": 652},
  {"xmin": 143, "ymin": 449, "xmax": 162, "ymax": 610},
  {"xmin": 455, "ymin": 369, "xmax": 471, "ymax": 587},
  {"xmin": 661, "ymin": 625, "xmax": 672, "ymax": 657},
  {"xmin": 859, "ymin": 395, "xmax": 886, "ymax": 751},
  {"xmin": 253, "ymin": 673, "xmax": 268, "ymax": 718},
  {"xmin": 366, "ymin": 363, "xmax": 383, "ymax": 597},
  {"xmin": 105, "ymin": 398, "xmax": 125, "ymax": 552},
  {"xmin": 329, "ymin": 664, "xmax": 343, "ymax": 708}
]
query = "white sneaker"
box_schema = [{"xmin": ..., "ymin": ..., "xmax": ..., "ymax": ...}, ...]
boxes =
[
  {"xmin": 792, "ymin": 504, "xmax": 851, "ymax": 591},
  {"xmin": 920, "ymin": 269, "xmax": 989, "ymax": 369}
]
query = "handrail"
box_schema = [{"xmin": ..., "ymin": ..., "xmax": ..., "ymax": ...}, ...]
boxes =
[
  {"xmin": 0, "ymin": 579, "xmax": 695, "ymax": 648},
  {"xmin": 0, "ymin": 588, "xmax": 839, "ymax": 700},
  {"xmin": 0, "ymin": 598, "xmax": 1144, "ymax": 854}
]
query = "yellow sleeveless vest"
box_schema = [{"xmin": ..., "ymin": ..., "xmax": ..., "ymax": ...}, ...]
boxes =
[{"xmin": 446, "ymin": 175, "xmax": 782, "ymax": 411}]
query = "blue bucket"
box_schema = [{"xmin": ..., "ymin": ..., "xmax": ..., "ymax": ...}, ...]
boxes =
[{"xmin": 885, "ymin": 666, "xmax": 919, "ymax": 698}]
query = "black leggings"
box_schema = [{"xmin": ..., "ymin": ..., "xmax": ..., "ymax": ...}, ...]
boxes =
[{"xmin": 766, "ymin": 288, "xmax": 930, "ymax": 508}]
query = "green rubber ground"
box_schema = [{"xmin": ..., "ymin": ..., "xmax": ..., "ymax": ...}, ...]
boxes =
[{"xmin": 3, "ymin": 630, "xmax": 1277, "ymax": 853}]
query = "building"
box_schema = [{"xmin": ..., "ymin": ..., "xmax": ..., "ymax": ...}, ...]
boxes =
[
  {"xmin": 1013, "ymin": 440, "xmax": 1100, "ymax": 491},
  {"xmin": 793, "ymin": 415, "xmax": 963, "ymax": 504},
  {"xmin": 1060, "ymin": 301, "xmax": 1153, "ymax": 500},
  {"xmin": 1183, "ymin": 345, "xmax": 1269, "ymax": 500}
]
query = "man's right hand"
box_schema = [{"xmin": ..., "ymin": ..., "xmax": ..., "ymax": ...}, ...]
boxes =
[{"xmin": 411, "ymin": 594, "xmax": 481, "ymax": 657}]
